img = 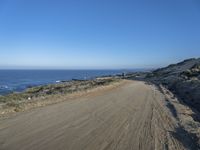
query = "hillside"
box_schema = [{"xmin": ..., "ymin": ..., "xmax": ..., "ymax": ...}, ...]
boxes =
[{"xmin": 146, "ymin": 58, "xmax": 200, "ymax": 112}]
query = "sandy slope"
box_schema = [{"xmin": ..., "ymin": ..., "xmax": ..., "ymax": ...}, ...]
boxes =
[{"xmin": 0, "ymin": 80, "xmax": 199, "ymax": 150}]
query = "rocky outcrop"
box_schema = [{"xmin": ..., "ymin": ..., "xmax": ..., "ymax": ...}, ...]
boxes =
[{"xmin": 146, "ymin": 58, "xmax": 200, "ymax": 112}]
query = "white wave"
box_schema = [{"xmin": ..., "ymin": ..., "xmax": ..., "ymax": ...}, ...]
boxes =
[{"xmin": 0, "ymin": 85, "xmax": 8, "ymax": 89}]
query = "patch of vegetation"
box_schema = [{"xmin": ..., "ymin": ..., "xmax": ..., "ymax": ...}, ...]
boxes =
[
  {"xmin": 181, "ymin": 64, "xmax": 200, "ymax": 78},
  {"xmin": 0, "ymin": 78, "xmax": 120, "ymax": 110}
]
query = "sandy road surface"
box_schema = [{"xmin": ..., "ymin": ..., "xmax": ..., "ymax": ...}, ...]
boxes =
[{"xmin": 0, "ymin": 80, "xmax": 197, "ymax": 150}]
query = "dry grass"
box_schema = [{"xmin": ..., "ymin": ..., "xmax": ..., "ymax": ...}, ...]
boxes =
[{"xmin": 0, "ymin": 77, "xmax": 121, "ymax": 116}]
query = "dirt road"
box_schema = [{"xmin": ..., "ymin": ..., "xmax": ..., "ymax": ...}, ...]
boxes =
[{"xmin": 0, "ymin": 80, "xmax": 198, "ymax": 150}]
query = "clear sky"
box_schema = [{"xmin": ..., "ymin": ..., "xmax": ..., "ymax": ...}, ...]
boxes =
[{"xmin": 0, "ymin": 0, "xmax": 200, "ymax": 69}]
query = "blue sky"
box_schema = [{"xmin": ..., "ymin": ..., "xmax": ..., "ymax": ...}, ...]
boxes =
[{"xmin": 0, "ymin": 0, "xmax": 200, "ymax": 69}]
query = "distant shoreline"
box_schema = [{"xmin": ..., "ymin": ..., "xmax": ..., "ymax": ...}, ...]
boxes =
[{"xmin": 0, "ymin": 69, "xmax": 141, "ymax": 96}]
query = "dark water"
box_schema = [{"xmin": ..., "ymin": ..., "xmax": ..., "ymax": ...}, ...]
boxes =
[{"xmin": 0, "ymin": 70, "xmax": 138, "ymax": 95}]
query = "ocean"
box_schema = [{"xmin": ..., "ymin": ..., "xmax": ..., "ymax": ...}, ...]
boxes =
[{"xmin": 0, "ymin": 70, "xmax": 138, "ymax": 95}]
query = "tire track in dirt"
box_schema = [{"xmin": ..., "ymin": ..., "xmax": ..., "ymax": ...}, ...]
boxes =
[{"xmin": 0, "ymin": 80, "xmax": 197, "ymax": 150}]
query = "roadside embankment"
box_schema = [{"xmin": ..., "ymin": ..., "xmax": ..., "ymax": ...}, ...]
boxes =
[{"xmin": 0, "ymin": 77, "xmax": 122, "ymax": 116}]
